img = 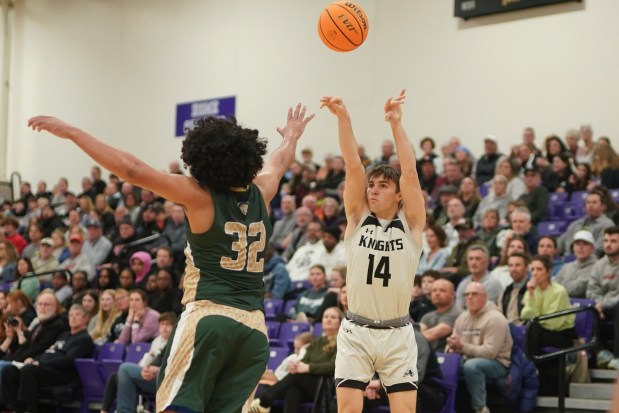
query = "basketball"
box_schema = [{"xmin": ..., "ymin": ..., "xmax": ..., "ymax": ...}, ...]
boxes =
[{"xmin": 318, "ymin": 1, "xmax": 369, "ymax": 52}]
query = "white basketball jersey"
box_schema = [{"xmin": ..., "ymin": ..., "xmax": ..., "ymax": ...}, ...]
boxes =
[{"xmin": 345, "ymin": 211, "xmax": 421, "ymax": 321}]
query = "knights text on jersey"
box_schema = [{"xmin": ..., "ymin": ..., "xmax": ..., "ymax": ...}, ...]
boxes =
[{"xmin": 344, "ymin": 211, "xmax": 421, "ymax": 321}]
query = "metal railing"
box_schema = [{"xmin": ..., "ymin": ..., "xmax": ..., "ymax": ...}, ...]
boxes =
[{"xmin": 524, "ymin": 304, "xmax": 600, "ymax": 413}]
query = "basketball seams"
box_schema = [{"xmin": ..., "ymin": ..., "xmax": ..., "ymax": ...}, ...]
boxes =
[
  {"xmin": 324, "ymin": 7, "xmax": 361, "ymax": 48},
  {"xmin": 332, "ymin": 3, "xmax": 366, "ymax": 41},
  {"xmin": 318, "ymin": 21, "xmax": 348, "ymax": 52}
]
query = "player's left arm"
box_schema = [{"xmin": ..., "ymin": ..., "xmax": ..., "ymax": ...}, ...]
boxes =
[
  {"xmin": 254, "ymin": 103, "xmax": 314, "ymax": 204},
  {"xmin": 385, "ymin": 89, "xmax": 426, "ymax": 245}
]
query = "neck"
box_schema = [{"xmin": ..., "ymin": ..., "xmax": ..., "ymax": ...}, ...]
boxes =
[
  {"xmin": 70, "ymin": 326, "xmax": 86, "ymax": 335},
  {"xmin": 472, "ymin": 272, "xmax": 485, "ymax": 281}
]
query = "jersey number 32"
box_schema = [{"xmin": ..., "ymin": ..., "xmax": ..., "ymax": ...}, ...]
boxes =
[{"xmin": 221, "ymin": 221, "xmax": 266, "ymax": 273}]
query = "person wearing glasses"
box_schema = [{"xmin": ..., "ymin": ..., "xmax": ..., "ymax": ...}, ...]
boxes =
[{"xmin": 447, "ymin": 282, "xmax": 513, "ymax": 413}]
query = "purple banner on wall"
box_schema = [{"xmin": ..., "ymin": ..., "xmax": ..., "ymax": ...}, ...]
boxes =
[{"xmin": 175, "ymin": 96, "xmax": 236, "ymax": 137}]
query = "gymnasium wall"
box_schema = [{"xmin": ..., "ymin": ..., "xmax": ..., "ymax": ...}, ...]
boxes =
[{"xmin": 4, "ymin": 0, "xmax": 618, "ymax": 188}]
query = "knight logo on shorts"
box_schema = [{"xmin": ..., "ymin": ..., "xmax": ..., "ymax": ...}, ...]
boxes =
[{"xmin": 403, "ymin": 369, "xmax": 415, "ymax": 378}]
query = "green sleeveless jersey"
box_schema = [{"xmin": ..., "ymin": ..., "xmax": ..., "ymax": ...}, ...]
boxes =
[{"xmin": 184, "ymin": 184, "xmax": 273, "ymax": 311}]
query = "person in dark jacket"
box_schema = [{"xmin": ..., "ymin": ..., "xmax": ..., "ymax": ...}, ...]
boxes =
[
  {"xmin": 1, "ymin": 304, "xmax": 94, "ymax": 413},
  {"xmin": 475, "ymin": 136, "xmax": 503, "ymax": 186},
  {"xmin": 498, "ymin": 253, "xmax": 529, "ymax": 326},
  {"xmin": 148, "ymin": 267, "xmax": 183, "ymax": 316}
]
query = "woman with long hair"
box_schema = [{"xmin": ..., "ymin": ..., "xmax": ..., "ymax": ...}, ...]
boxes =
[
  {"xmin": 251, "ymin": 307, "xmax": 344, "ymax": 413},
  {"xmin": 96, "ymin": 267, "xmax": 119, "ymax": 290},
  {"xmin": 0, "ymin": 241, "xmax": 18, "ymax": 284},
  {"xmin": 418, "ymin": 225, "xmax": 450, "ymax": 275},
  {"xmin": 495, "ymin": 157, "xmax": 526, "ymax": 200},
  {"xmin": 521, "ymin": 255, "xmax": 576, "ymax": 396},
  {"xmin": 591, "ymin": 142, "xmax": 619, "ymax": 189},
  {"xmin": 458, "ymin": 177, "xmax": 481, "ymax": 219},
  {"xmin": 81, "ymin": 289, "xmax": 99, "ymax": 333},
  {"xmin": 94, "ymin": 194, "xmax": 116, "ymax": 236},
  {"xmin": 91, "ymin": 289, "xmax": 120, "ymax": 344},
  {"xmin": 50, "ymin": 228, "xmax": 70, "ymax": 263},
  {"xmin": 10, "ymin": 257, "xmax": 40, "ymax": 301}
]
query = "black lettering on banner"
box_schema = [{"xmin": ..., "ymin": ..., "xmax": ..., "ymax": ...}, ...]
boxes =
[{"xmin": 366, "ymin": 254, "xmax": 392, "ymax": 287}]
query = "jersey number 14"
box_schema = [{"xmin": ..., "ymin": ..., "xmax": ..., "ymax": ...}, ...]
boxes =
[{"xmin": 366, "ymin": 254, "xmax": 391, "ymax": 287}]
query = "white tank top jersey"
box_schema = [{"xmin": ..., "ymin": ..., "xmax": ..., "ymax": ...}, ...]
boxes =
[{"xmin": 345, "ymin": 210, "xmax": 422, "ymax": 321}]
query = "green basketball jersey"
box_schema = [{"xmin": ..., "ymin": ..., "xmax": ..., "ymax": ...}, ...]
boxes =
[{"xmin": 184, "ymin": 184, "xmax": 273, "ymax": 311}]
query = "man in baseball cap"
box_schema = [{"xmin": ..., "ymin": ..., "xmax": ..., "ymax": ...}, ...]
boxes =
[
  {"xmin": 475, "ymin": 135, "xmax": 503, "ymax": 186},
  {"xmin": 553, "ymin": 230, "xmax": 596, "ymax": 298}
]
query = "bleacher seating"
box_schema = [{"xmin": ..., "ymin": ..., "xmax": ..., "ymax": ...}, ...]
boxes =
[{"xmin": 278, "ymin": 322, "xmax": 312, "ymax": 352}]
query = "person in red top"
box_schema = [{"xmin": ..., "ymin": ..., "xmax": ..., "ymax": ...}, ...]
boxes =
[{"xmin": 1, "ymin": 217, "xmax": 27, "ymax": 254}]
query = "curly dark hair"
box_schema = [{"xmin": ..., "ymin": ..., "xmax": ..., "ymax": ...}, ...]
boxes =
[{"xmin": 181, "ymin": 116, "xmax": 268, "ymax": 191}]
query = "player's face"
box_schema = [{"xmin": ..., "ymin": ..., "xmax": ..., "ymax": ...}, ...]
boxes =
[{"xmin": 366, "ymin": 176, "xmax": 401, "ymax": 215}]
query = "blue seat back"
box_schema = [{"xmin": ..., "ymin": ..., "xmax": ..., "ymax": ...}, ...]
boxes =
[
  {"xmin": 570, "ymin": 298, "xmax": 596, "ymax": 342},
  {"xmin": 125, "ymin": 342, "xmax": 151, "ymax": 364}
]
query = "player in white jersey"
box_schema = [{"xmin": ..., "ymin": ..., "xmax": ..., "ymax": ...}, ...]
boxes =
[{"xmin": 321, "ymin": 90, "xmax": 426, "ymax": 413}]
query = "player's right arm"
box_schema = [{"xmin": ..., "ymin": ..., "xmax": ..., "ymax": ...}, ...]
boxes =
[
  {"xmin": 320, "ymin": 97, "xmax": 368, "ymax": 231},
  {"xmin": 28, "ymin": 116, "xmax": 208, "ymax": 210}
]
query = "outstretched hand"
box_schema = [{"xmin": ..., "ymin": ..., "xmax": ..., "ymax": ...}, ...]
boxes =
[
  {"xmin": 28, "ymin": 116, "xmax": 77, "ymax": 140},
  {"xmin": 384, "ymin": 89, "xmax": 406, "ymax": 123},
  {"xmin": 276, "ymin": 103, "xmax": 315, "ymax": 140},
  {"xmin": 319, "ymin": 96, "xmax": 349, "ymax": 118}
]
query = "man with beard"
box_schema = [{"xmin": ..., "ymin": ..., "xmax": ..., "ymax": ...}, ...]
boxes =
[{"xmin": 0, "ymin": 291, "xmax": 68, "ymax": 407}]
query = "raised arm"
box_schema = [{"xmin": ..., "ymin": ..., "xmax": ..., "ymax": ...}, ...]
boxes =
[
  {"xmin": 28, "ymin": 116, "xmax": 203, "ymax": 208},
  {"xmin": 320, "ymin": 96, "xmax": 368, "ymax": 230},
  {"xmin": 384, "ymin": 90, "xmax": 426, "ymax": 245},
  {"xmin": 254, "ymin": 104, "xmax": 314, "ymax": 204}
]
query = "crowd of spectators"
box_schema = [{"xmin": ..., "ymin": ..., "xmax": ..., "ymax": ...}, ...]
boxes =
[{"xmin": 0, "ymin": 125, "xmax": 618, "ymax": 411}]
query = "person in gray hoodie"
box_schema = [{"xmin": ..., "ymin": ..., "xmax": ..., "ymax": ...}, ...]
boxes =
[
  {"xmin": 554, "ymin": 230, "xmax": 597, "ymax": 298},
  {"xmin": 447, "ymin": 282, "xmax": 513, "ymax": 413}
]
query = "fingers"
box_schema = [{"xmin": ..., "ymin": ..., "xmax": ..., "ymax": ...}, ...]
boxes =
[
  {"xmin": 293, "ymin": 103, "xmax": 301, "ymax": 119},
  {"xmin": 287, "ymin": 106, "xmax": 293, "ymax": 121},
  {"xmin": 304, "ymin": 113, "xmax": 316, "ymax": 124}
]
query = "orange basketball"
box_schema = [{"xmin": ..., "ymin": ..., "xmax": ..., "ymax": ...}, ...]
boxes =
[{"xmin": 318, "ymin": 1, "xmax": 369, "ymax": 52}]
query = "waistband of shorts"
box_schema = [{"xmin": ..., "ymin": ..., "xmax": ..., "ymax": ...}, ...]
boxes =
[{"xmin": 346, "ymin": 311, "xmax": 411, "ymax": 329}]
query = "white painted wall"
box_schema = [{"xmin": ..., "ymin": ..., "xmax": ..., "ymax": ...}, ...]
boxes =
[{"xmin": 4, "ymin": 0, "xmax": 618, "ymax": 191}]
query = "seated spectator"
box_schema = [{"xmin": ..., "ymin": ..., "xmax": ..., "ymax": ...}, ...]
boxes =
[
  {"xmin": 31, "ymin": 237, "xmax": 59, "ymax": 279},
  {"xmin": 473, "ymin": 175, "xmax": 512, "ymax": 228},
  {"xmin": 281, "ymin": 207, "xmax": 314, "ymax": 261},
  {"xmin": 67, "ymin": 270, "xmax": 90, "ymax": 308},
  {"xmin": 251, "ymin": 307, "xmax": 343, "ymax": 413},
  {"xmin": 521, "ymin": 255, "xmax": 576, "ymax": 396},
  {"xmin": 96, "ymin": 267, "xmax": 119, "ymax": 290},
  {"xmin": 130, "ymin": 251, "xmax": 152, "ymax": 289},
  {"xmin": 420, "ymin": 278, "xmax": 461, "ymax": 352},
  {"xmin": 82, "ymin": 218, "xmax": 113, "ymax": 268},
  {"xmin": 447, "ymin": 282, "xmax": 513, "ymax": 413},
  {"xmin": 444, "ymin": 198, "xmax": 467, "ymax": 251},
  {"xmin": 286, "ymin": 221, "xmax": 323, "ymax": 281},
  {"xmin": 476, "ymin": 209, "xmax": 502, "ymax": 259},
  {"xmin": 100, "ymin": 312, "xmax": 176, "ymax": 413},
  {"xmin": 144, "ymin": 273, "xmax": 158, "ymax": 301},
  {"xmin": 313, "ymin": 265, "xmax": 346, "ymax": 323},
  {"xmin": 263, "ymin": 243, "xmax": 291, "ymax": 300},
  {"xmin": 107, "ymin": 289, "xmax": 130, "ymax": 343},
  {"xmin": 519, "ymin": 166, "xmax": 548, "ymax": 224},
  {"xmin": 1, "ymin": 217, "xmax": 27, "ymax": 255},
  {"xmin": 80, "ymin": 290, "xmax": 99, "ymax": 333},
  {"xmin": 418, "ymin": 225, "xmax": 450, "ymax": 275},
  {"xmin": 442, "ymin": 218, "xmax": 487, "ymax": 285},
  {"xmin": 50, "ymin": 270, "xmax": 73, "ymax": 308},
  {"xmin": 433, "ymin": 184, "xmax": 458, "ymax": 227},
  {"xmin": 497, "ymin": 207, "xmax": 539, "ymax": 255},
  {"xmin": 50, "ymin": 229, "xmax": 69, "ymax": 263},
  {"xmin": 270, "ymin": 195, "xmax": 297, "ymax": 251},
  {"xmin": 5, "ymin": 291, "xmax": 36, "ymax": 328},
  {"xmin": 537, "ymin": 236, "xmax": 563, "ymax": 277},
  {"xmin": 118, "ymin": 267, "xmax": 137, "ymax": 291},
  {"xmin": 150, "ymin": 246, "xmax": 180, "ymax": 283},
  {"xmin": 288, "ymin": 265, "xmax": 329, "ymax": 323},
  {"xmin": 409, "ymin": 274, "xmax": 435, "ymax": 322},
  {"xmin": 455, "ymin": 245, "xmax": 503, "ymax": 309},
  {"xmin": 11, "ymin": 257, "xmax": 40, "ymax": 301},
  {"xmin": 490, "ymin": 235, "xmax": 530, "ymax": 289},
  {"xmin": 554, "ymin": 230, "xmax": 597, "ymax": 298},
  {"xmin": 419, "ymin": 156, "xmax": 444, "ymax": 206},
  {"xmin": 90, "ymin": 289, "xmax": 120, "ymax": 345},
  {"xmin": 58, "ymin": 233, "xmax": 95, "ymax": 282},
  {"xmin": 1, "ymin": 304, "xmax": 94, "ymax": 413},
  {"xmin": 475, "ymin": 135, "xmax": 503, "ymax": 187},
  {"xmin": 543, "ymin": 152, "xmax": 575, "ymax": 193},
  {"xmin": 117, "ymin": 289, "xmax": 160, "ymax": 344},
  {"xmin": 162, "ymin": 203, "xmax": 187, "ymax": 258},
  {"xmin": 93, "ymin": 193, "xmax": 116, "ymax": 236},
  {"xmin": 21, "ymin": 222, "xmax": 43, "ymax": 260},
  {"xmin": 586, "ymin": 227, "xmax": 619, "ymax": 369},
  {"xmin": 498, "ymin": 252, "xmax": 529, "ymax": 325},
  {"xmin": 260, "ymin": 332, "xmax": 315, "ymax": 385},
  {"xmin": 148, "ymin": 267, "xmax": 183, "ymax": 316},
  {"xmin": 108, "ymin": 216, "xmax": 141, "ymax": 269},
  {"xmin": 558, "ymin": 190, "xmax": 615, "ymax": 257},
  {"xmin": 0, "ymin": 290, "xmax": 68, "ymax": 405},
  {"xmin": 459, "ymin": 177, "xmax": 481, "ymax": 219},
  {"xmin": 0, "ymin": 241, "xmax": 18, "ymax": 284},
  {"xmin": 591, "ymin": 142, "xmax": 619, "ymax": 190}
]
